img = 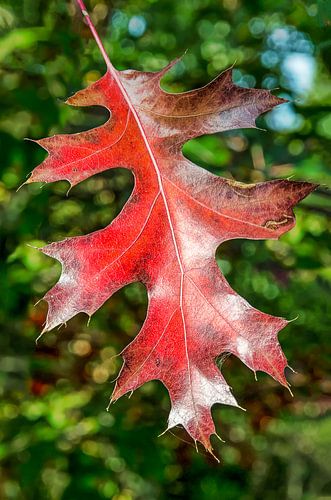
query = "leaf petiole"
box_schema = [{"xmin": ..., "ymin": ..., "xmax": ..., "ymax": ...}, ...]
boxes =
[{"xmin": 75, "ymin": 0, "xmax": 113, "ymax": 71}]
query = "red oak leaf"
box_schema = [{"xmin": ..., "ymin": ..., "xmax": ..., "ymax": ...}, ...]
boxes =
[{"xmin": 26, "ymin": 3, "xmax": 316, "ymax": 456}]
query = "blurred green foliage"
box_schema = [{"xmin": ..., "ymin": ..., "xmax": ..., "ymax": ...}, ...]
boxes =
[{"xmin": 0, "ymin": 0, "xmax": 331, "ymax": 499}]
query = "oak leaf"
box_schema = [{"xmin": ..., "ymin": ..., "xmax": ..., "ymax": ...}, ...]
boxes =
[{"xmin": 26, "ymin": 8, "xmax": 315, "ymax": 456}]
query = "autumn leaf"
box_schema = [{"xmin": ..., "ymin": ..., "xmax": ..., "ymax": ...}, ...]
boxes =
[{"xmin": 25, "ymin": 1, "xmax": 316, "ymax": 457}]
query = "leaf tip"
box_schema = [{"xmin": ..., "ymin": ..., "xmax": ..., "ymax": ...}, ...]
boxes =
[
  {"xmin": 16, "ymin": 180, "xmax": 29, "ymax": 192},
  {"xmin": 35, "ymin": 329, "xmax": 46, "ymax": 344},
  {"xmin": 214, "ymin": 431, "xmax": 225, "ymax": 444},
  {"xmin": 204, "ymin": 438, "xmax": 221, "ymax": 463}
]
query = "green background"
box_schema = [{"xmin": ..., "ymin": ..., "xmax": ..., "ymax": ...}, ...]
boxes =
[{"xmin": 0, "ymin": 0, "xmax": 330, "ymax": 498}]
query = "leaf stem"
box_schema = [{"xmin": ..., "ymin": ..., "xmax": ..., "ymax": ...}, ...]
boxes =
[{"xmin": 75, "ymin": 0, "xmax": 113, "ymax": 70}]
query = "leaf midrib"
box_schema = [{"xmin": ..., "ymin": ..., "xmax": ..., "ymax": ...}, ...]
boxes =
[{"xmin": 108, "ymin": 67, "xmax": 201, "ymax": 430}]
